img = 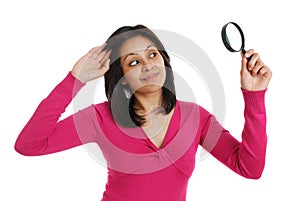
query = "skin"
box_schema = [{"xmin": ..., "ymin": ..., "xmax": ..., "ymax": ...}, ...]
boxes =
[
  {"xmin": 240, "ymin": 50, "xmax": 272, "ymax": 91},
  {"xmin": 119, "ymin": 36, "xmax": 166, "ymax": 114},
  {"xmin": 71, "ymin": 43, "xmax": 111, "ymax": 84},
  {"xmin": 119, "ymin": 36, "xmax": 172, "ymax": 147},
  {"xmin": 71, "ymin": 35, "xmax": 272, "ymax": 148}
]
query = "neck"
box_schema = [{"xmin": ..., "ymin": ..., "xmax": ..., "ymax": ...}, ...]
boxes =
[{"xmin": 133, "ymin": 89, "xmax": 163, "ymax": 114}]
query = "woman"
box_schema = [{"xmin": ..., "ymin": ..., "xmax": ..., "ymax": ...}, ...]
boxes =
[{"xmin": 15, "ymin": 25, "xmax": 272, "ymax": 201}]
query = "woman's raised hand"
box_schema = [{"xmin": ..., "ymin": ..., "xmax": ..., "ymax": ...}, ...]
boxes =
[
  {"xmin": 72, "ymin": 43, "xmax": 111, "ymax": 83},
  {"xmin": 240, "ymin": 49, "xmax": 272, "ymax": 91}
]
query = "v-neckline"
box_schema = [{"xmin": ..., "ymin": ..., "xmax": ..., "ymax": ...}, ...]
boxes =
[{"xmin": 140, "ymin": 102, "xmax": 178, "ymax": 151}]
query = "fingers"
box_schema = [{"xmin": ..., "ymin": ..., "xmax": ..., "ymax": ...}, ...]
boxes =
[
  {"xmin": 240, "ymin": 49, "xmax": 253, "ymax": 73},
  {"xmin": 250, "ymin": 59, "xmax": 264, "ymax": 76},
  {"xmin": 100, "ymin": 49, "xmax": 111, "ymax": 65},
  {"xmin": 93, "ymin": 45, "xmax": 111, "ymax": 75},
  {"xmin": 241, "ymin": 49, "xmax": 266, "ymax": 76},
  {"xmin": 95, "ymin": 43, "xmax": 107, "ymax": 54},
  {"xmin": 87, "ymin": 43, "xmax": 107, "ymax": 59},
  {"xmin": 87, "ymin": 43, "xmax": 106, "ymax": 54},
  {"xmin": 86, "ymin": 43, "xmax": 111, "ymax": 67},
  {"xmin": 247, "ymin": 52, "xmax": 260, "ymax": 70},
  {"xmin": 258, "ymin": 65, "xmax": 272, "ymax": 79},
  {"xmin": 244, "ymin": 49, "xmax": 254, "ymax": 58},
  {"xmin": 240, "ymin": 54, "xmax": 248, "ymax": 75},
  {"xmin": 240, "ymin": 49, "xmax": 272, "ymax": 90},
  {"xmin": 99, "ymin": 58, "xmax": 110, "ymax": 73}
]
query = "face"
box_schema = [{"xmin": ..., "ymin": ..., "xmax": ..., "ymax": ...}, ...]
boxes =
[{"xmin": 119, "ymin": 36, "xmax": 166, "ymax": 95}]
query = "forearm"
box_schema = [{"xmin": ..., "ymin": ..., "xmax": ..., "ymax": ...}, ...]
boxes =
[
  {"xmin": 15, "ymin": 72, "xmax": 85, "ymax": 155},
  {"xmin": 201, "ymin": 89, "xmax": 268, "ymax": 179},
  {"xmin": 238, "ymin": 89, "xmax": 267, "ymax": 178}
]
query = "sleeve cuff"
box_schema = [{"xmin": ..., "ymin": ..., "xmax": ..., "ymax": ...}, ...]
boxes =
[{"xmin": 241, "ymin": 88, "xmax": 267, "ymax": 114}]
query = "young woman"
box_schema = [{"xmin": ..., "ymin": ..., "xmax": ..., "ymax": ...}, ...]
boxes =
[{"xmin": 15, "ymin": 25, "xmax": 272, "ymax": 201}]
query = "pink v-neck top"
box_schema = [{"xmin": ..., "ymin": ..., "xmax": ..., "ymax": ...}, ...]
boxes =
[{"xmin": 15, "ymin": 72, "xmax": 267, "ymax": 201}]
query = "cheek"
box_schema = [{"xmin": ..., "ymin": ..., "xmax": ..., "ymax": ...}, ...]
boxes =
[
  {"xmin": 160, "ymin": 68, "xmax": 167, "ymax": 85},
  {"xmin": 124, "ymin": 69, "xmax": 141, "ymax": 89},
  {"xmin": 158, "ymin": 61, "xmax": 166, "ymax": 79},
  {"xmin": 155, "ymin": 55, "xmax": 165, "ymax": 66}
]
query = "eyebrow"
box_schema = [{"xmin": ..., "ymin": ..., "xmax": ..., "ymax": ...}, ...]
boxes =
[{"xmin": 123, "ymin": 45, "xmax": 156, "ymax": 61}]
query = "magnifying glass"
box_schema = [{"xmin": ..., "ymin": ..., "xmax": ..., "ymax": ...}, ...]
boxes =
[{"xmin": 221, "ymin": 22, "xmax": 252, "ymax": 60}]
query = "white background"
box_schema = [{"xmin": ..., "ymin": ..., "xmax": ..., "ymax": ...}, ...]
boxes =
[{"xmin": 1, "ymin": 0, "xmax": 299, "ymax": 200}]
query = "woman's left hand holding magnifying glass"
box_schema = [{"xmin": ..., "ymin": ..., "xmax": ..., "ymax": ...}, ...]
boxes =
[{"xmin": 240, "ymin": 49, "xmax": 272, "ymax": 91}]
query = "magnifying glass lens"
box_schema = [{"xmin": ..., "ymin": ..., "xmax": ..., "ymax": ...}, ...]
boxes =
[
  {"xmin": 221, "ymin": 22, "xmax": 253, "ymax": 61},
  {"xmin": 224, "ymin": 24, "xmax": 243, "ymax": 51},
  {"xmin": 221, "ymin": 22, "xmax": 246, "ymax": 54}
]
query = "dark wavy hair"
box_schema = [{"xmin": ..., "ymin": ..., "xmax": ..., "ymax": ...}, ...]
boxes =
[{"xmin": 104, "ymin": 25, "xmax": 176, "ymax": 127}]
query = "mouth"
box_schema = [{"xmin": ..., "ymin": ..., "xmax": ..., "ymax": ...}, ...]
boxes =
[{"xmin": 141, "ymin": 72, "xmax": 159, "ymax": 81}]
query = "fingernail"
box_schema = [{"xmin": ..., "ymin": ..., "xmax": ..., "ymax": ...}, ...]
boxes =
[{"xmin": 245, "ymin": 53, "xmax": 249, "ymax": 58}]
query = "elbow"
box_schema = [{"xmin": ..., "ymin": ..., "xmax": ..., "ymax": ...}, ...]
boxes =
[
  {"xmin": 237, "ymin": 151, "xmax": 266, "ymax": 180},
  {"xmin": 236, "ymin": 158, "xmax": 265, "ymax": 179},
  {"xmin": 15, "ymin": 129, "xmax": 49, "ymax": 156},
  {"xmin": 15, "ymin": 138, "xmax": 49, "ymax": 156},
  {"xmin": 14, "ymin": 134, "xmax": 31, "ymax": 156},
  {"xmin": 14, "ymin": 142, "xmax": 32, "ymax": 156},
  {"xmin": 14, "ymin": 144, "xmax": 27, "ymax": 156},
  {"xmin": 245, "ymin": 171, "xmax": 263, "ymax": 180},
  {"xmin": 243, "ymin": 165, "xmax": 265, "ymax": 180},
  {"xmin": 14, "ymin": 139, "xmax": 44, "ymax": 156}
]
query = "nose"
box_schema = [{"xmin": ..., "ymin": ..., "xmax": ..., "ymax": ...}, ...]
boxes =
[
  {"xmin": 141, "ymin": 64, "xmax": 153, "ymax": 72},
  {"xmin": 141, "ymin": 58, "xmax": 153, "ymax": 72}
]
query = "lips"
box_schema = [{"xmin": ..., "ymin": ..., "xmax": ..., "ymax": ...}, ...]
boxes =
[{"xmin": 141, "ymin": 73, "xmax": 159, "ymax": 81}]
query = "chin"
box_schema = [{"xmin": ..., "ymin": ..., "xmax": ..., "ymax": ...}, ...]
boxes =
[{"xmin": 135, "ymin": 84, "xmax": 163, "ymax": 94}]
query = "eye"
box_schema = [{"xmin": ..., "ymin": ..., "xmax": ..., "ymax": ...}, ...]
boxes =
[
  {"xmin": 129, "ymin": 60, "xmax": 139, "ymax": 66},
  {"xmin": 150, "ymin": 52, "xmax": 157, "ymax": 58}
]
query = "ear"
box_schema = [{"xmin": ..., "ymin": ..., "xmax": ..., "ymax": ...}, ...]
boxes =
[{"xmin": 121, "ymin": 77, "xmax": 128, "ymax": 85}]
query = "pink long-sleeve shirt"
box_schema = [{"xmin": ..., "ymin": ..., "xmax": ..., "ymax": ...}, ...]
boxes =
[{"xmin": 15, "ymin": 72, "xmax": 267, "ymax": 201}]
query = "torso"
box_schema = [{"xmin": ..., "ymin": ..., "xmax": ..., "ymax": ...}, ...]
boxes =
[{"xmin": 142, "ymin": 108, "xmax": 175, "ymax": 149}]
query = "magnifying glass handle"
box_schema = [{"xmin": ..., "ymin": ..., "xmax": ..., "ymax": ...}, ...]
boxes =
[{"xmin": 242, "ymin": 49, "xmax": 252, "ymax": 61}]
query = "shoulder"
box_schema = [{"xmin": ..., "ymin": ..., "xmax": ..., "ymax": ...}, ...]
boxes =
[
  {"xmin": 93, "ymin": 101, "xmax": 110, "ymax": 113},
  {"xmin": 91, "ymin": 101, "xmax": 113, "ymax": 121},
  {"xmin": 176, "ymin": 100, "xmax": 211, "ymax": 116},
  {"xmin": 94, "ymin": 101, "xmax": 110, "ymax": 110}
]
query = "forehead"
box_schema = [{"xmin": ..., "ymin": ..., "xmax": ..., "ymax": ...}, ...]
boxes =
[{"xmin": 120, "ymin": 36, "xmax": 156, "ymax": 56}]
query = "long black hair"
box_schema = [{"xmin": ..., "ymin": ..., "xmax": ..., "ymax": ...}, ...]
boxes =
[{"xmin": 104, "ymin": 25, "xmax": 176, "ymax": 127}]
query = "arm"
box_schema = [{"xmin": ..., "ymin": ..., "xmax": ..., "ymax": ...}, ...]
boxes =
[
  {"xmin": 15, "ymin": 72, "xmax": 98, "ymax": 156},
  {"xmin": 200, "ymin": 89, "xmax": 267, "ymax": 179},
  {"xmin": 200, "ymin": 49, "xmax": 272, "ymax": 179},
  {"xmin": 15, "ymin": 43, "xmax": 111, "ymax": 156}
]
